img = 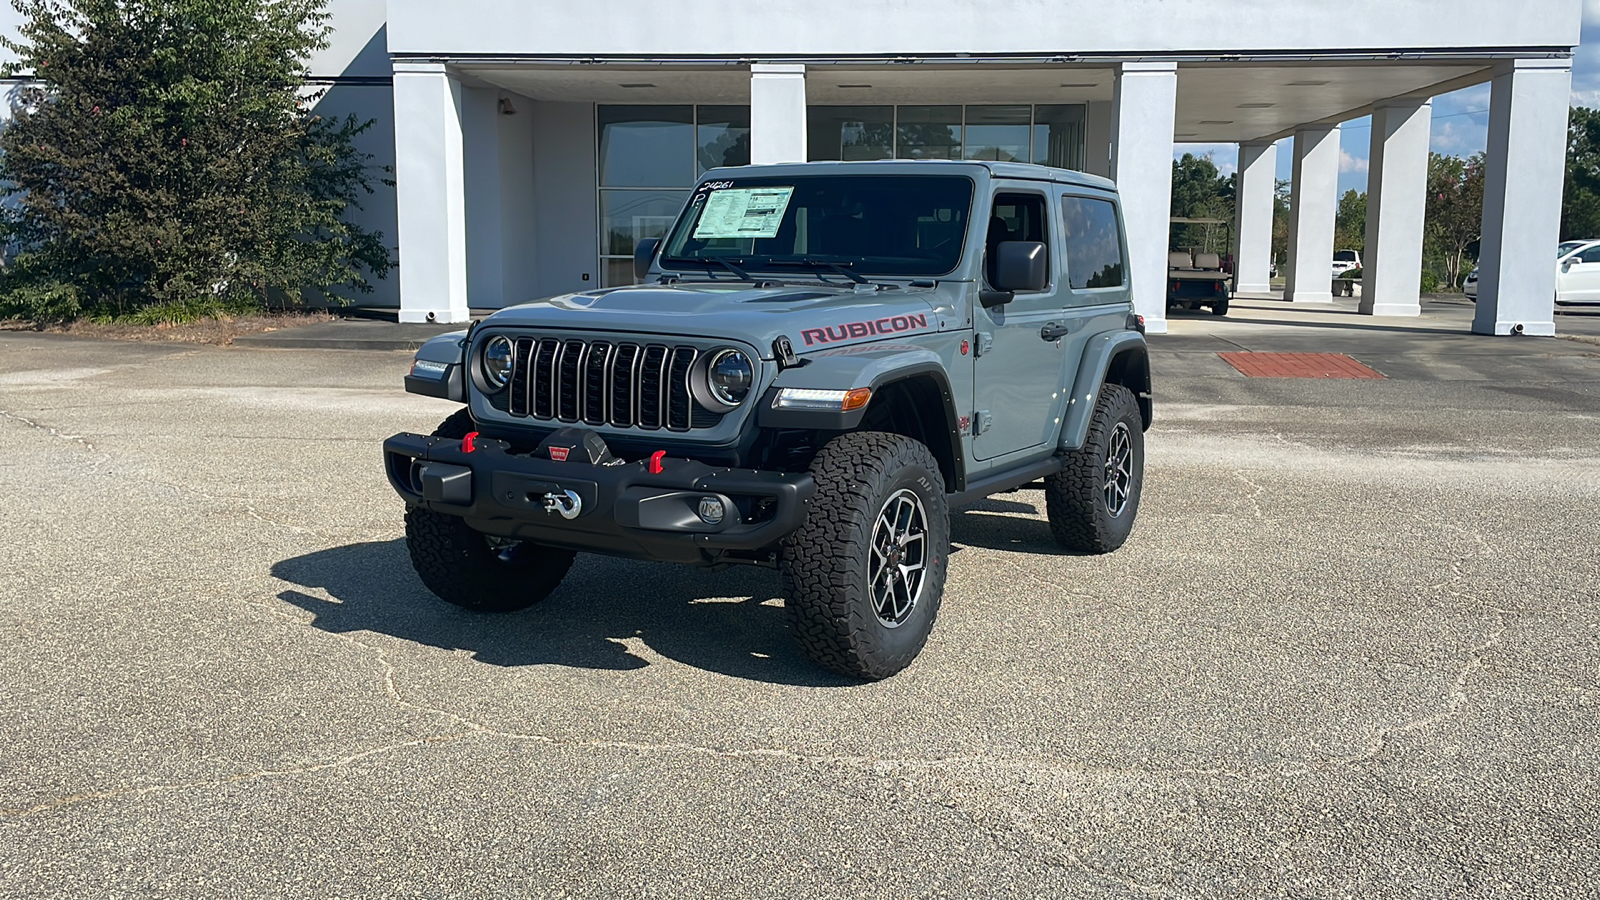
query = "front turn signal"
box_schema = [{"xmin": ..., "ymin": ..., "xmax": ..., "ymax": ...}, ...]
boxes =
[{"xmin": 773, "ymin": 387, "xmax": 873, "ymax": 412}]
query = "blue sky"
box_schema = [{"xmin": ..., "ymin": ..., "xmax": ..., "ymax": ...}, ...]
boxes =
[{"xmin": 1175, "ymin": 1, "xmax": 1600, "ymax": 194}]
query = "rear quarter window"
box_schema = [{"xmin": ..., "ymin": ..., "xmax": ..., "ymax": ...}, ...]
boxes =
[{"xmin": 1061, "ymin": 196, "xmax": 1125, "ymax": 290}]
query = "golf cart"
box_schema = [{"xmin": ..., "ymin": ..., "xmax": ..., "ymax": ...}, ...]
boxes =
[{"xmin": 1167, "ymin": 216, "xmax": 1233, "ymax": 316}]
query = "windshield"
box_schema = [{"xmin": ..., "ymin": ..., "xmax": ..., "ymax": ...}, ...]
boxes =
[
  {"xmin": 1559, "ymin": 241, "xmax": 1587, "ymax": 258},
  {"xmin": 1334, "ymin": 250, "xmax": 1358, "ymax": 262},
  {"xmin": 660, "ymin": 175, "xmax": 975, "ymax": 277}
]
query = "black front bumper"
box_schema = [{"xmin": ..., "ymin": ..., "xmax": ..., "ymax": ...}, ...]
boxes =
[{"xmin": 383, "ymin": 432, "xmax": 815, "ymax": 564}]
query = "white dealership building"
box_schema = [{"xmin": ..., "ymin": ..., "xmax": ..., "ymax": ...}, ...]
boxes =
[{"xmin": 3, "ymin": 1, "xmax": 1587, "ymax": 334}]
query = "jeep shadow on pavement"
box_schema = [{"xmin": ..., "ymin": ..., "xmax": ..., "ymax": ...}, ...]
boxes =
[{"xmin": 385, "ymin": 160, "xmax": 1152, "ymax": 680}]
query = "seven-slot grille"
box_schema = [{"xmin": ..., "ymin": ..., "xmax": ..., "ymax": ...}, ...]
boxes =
[{"xmin": 507, "ymin": 337, "xmax": 702, "ymax": 431}]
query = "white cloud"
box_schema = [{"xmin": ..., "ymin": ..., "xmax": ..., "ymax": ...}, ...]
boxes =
[
  {"xmin": 1171, "ymin": 143, "xmax": 1238, "ymax": 176},
  {"xmin": 1338, "ymin": 147, "xmax": 1368, "ymax": 174},
  {"xmin": 1574, "ymin": 2, "xmax": 1600, "ymax": 104}
]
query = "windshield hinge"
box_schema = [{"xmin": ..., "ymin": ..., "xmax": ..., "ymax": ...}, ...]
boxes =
[{"xmin": 773, "ymin": 335, "xmax": 804, "ymax": 370}]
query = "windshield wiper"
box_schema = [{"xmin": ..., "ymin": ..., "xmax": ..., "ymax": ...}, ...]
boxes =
[
  {"xmin": 678, "ymin": 257, "xmax": 753, "ymax": 281},
  {"xmin": 757, "ymin": 258, "xmax": 871, "ymax": 285}
]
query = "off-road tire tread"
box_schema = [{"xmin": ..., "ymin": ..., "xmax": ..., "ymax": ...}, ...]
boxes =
[
  {"xmin": 432, "ymin": 408, "xmax": 477, "ymax": 439},
  {"xmin": 781, "ymin": 432, "xmax": 949, "ymax": 680},
  {"xmin": 404, "ymin": 410, "xmax": 576, "ymax": 612},
  {"xmin": 1045, "ymin": 384, "xmax": 1143, "ymax": 554}
]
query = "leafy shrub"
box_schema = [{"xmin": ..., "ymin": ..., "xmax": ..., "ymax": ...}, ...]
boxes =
[{"xmin": 0, "ymin": 0, "xmax": 392, "ymax": 322}]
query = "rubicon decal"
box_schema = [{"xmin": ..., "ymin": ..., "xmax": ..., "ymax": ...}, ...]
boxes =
[{"xmin": 800, "ymin": 313, "xmax": 928, "ymax": 346}]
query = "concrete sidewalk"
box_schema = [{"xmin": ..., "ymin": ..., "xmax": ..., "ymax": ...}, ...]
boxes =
[{"xmin": 1157, "ymin": 294, "xmax": 1600, "ymax": 383}]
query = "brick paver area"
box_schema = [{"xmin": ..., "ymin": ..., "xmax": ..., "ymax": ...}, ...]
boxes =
[{"xmin": 1218, "ymin": 351, "xmax": 1386, "ymax": 379}]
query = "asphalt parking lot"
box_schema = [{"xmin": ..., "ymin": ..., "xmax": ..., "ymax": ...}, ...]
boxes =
[{"xmin": 3, "ymin": 297, "xmax": 1599, "ymax": 897}]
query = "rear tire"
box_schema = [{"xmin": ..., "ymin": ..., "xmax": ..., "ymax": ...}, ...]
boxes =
[
  {"xmin": 780, "ymin": 432, "xmax": 950, "ymax": 680},
  {"xmin": 1211, "ymin": 300, "xmax": 1229, "ymax": 316},
  {"xmin": 403, "ymin": 410, "xmax": 576, "ymax": 612},
  {"xmin": 1045, "ymin": 384, "xmax": 1144, "ymax": 553}
]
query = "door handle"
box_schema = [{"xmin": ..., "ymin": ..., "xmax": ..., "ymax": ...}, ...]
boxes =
[{"xmin": 1040, "ymin": 322, "xmax": 1071, "ymax": 341}]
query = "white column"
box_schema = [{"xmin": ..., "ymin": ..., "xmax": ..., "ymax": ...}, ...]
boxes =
[
  {"xmin": 1284, "ymin": 124, "xmax": 1340, "ymax": 304},
  {"xmin": 1234, "ymin": 141, "xmax": 1277, "ymax": 294},
  {"xmin": 750, "ymin": 64, "xmax": 807, "ymax": 164},
  {"xmin": 393, "ymin": 63, "xmax": 469, "ymax": 324},
  {"xmin": 1360, "ymin": 101, "xmax": 1432, "ymax": 317},
  {"xmin": 1111, "ymin": 61, "xmax": 1178, "ymax": 334},
  {"xmin": 1475, "ymin": 58, "xmax": 1573, "ymax": 336}
]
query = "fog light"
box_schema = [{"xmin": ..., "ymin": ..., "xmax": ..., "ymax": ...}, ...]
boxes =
[{"xmin": 696, "ymin": 496, "xmax": 726, "ymax": 525}]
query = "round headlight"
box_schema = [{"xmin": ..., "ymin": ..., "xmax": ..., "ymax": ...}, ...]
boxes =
[
  {"xmin": 482, "ymin": 336, "xmax": 513, "ymax": 390},
  {"xmin": 707, "ymin": 348, "xmax": 753, "ymax": 406}
]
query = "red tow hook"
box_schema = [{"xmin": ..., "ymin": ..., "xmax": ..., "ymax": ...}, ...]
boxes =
[
  {"xmin": 648, "ymin": 450, "xmax": 666, "ymax": 474},
  {"xmin": 462, "ymin": 431, "xmax": 479, "ymax": 453}
]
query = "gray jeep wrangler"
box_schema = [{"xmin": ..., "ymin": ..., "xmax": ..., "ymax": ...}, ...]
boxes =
[{"xmin": 385, "ymin": 160, "xmax": 1151, "ymax": 680}]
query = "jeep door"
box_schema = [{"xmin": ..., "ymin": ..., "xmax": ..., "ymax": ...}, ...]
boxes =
[{"xmin": 971, "ymin": 187, "xmax": 1073, "ymax": 462}]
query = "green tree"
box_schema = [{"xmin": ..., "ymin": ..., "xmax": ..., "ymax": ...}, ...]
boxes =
[
  {"xmin": 0, "ymin": 0, "xmax": 392, "ymax": 322},
  {"xmin": 1423, "ymin": 152, "xmax": 1485, "ymax": 292},
  {"xmin": 1271, "ymin": 178, "xmax": 1290, "ymax": 276},
  {"xmin": 1335, "ymin": 189, "xmax": 1366, "ymax": 259},
  {"xmin": 1563, "ymin": 106, "xmax": 1600, "ymax": 240},
  {"xmin": 1169, "ymin": 152, "xmax": 1234, "ymax": 253}
]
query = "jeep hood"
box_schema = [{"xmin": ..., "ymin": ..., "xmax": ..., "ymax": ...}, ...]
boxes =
[{"xmin": 481, "ymin": 282, "xmax": 961, "ymax": 358}]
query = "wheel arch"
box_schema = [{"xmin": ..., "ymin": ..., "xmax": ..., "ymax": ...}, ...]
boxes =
[
  {"xmin": 758, "ymin": 351, "xmax": 967, "ymax": 493},
  {"xmin": 856, "ymin": 368, "xmax": 966, "ymax": 494},
  {"xmin": 1059, "ymin": 331, "xmax": 1151, "ymax": 452}
]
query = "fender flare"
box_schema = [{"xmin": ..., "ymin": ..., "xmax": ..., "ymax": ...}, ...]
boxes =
[
  {"xmin": 757, "ymin": 348, "xmax": 967, "ymax": 492},
  {"xmin": 1058, "ymin": 331, "xmax": 1150, "ymax": 452}
]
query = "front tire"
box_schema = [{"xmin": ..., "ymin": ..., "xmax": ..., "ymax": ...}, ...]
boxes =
[
  {"xmin": 781, "ymin": 432, "xmax": 950, "ymax": 680},
  {"xmin": 1045, "ymin": 384, "xmax": 1145, "ymax": 553},
  {"xmin": 403, "ymin": 410, "xmax": 576, "ymax": 612}
]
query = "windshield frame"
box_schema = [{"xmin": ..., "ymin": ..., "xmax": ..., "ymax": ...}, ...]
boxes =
[{"xmin": 658, "ymin": 173, "xmax": 978, "ymax": 280}]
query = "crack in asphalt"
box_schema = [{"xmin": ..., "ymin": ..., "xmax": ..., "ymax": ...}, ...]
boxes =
[
  {"xmin": 1291, "ymin": 524, "xmax": 1507, "ymax": 772},
  {"xmin": 1233, "ymin": 470, "xmax": 1267, "ymax": 519},
  {"xmin": 0, "ymin": 408, "xmax": 99, "ymax": 453},
  {"xmin": 3, "ymin": 596, "xmax": 1248, "ymax": 819}
]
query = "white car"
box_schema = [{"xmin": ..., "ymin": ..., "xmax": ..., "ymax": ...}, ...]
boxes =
[
  {"xmin": 1463, "ymin": 241, "xmax": 1600, "ymax": 304},
  {"xmin": 1556, "ymin": 239, "xmax": 1600, "ymax": 305},
  {"xmin": 1332, "ymin": 249, "xmax": 1361, "ymax": 276}
]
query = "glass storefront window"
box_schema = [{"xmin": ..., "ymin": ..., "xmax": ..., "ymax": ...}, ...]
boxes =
[
  {"xmin": 1033, "ymin": 105, "xmax": 1087, "ymax": 172},
  {"xmin": 600, "ymin": 190, "xmax": 689, "ymax": 256},
  {"xmin": 963, "ymin": 105, "xmax": 1032, "ymax": 162},
  {"xmin": 598, "ymin": 105, "xmax": 694, "ymax": 187},
  {"xmin": 597, "ymin": 103, "xmax": 1088, "ymax": 287},
  {"xmin": 896, "ymin": 106, "xmax": 962, "ymax": 160},
  {"xmin": 808, "ymin": 106, "xmax": 894, "ymax": 161},
  {"xmin": 602, "ymin": 258, "xmax": 636, "ymax": 289},
  {"xmin": 697, "ymin": 105, "xmax": 751, "ymax": 173}
]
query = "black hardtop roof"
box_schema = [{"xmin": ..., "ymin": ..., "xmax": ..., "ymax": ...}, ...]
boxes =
[{"xmin": 701, "ymin": 159, "xmax": 1117, "ymax": 192}]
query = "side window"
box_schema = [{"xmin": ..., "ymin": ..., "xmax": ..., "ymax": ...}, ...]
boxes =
[
  {"xmin": 1061, "ymin": 196, "xmax": 1126, "ymax": 291},
  {"xmin": 986, "ymin": 192, "xmax": 1049, "ymax": 290},
  {"xmin": 1578, "ymin": 245, "xmax": 1600, "ymax": 265}
]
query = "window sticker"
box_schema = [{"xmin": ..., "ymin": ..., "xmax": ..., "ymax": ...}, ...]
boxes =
[{"xmin": 692, "ymin": 187, "xmax": 795, "ymax": 239}]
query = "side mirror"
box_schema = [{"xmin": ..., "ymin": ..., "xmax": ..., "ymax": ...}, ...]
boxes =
[
  {"xmin": 985, "ymin": 241, "xmax": 1048, "ymax": 305},
  {"xmin": 633, "ymin": 238, "xmax": 662, "ymax": 281},
  {"xmin": 1561, "ymin": 258, "xmax": 1574, "ymax": 272}
]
